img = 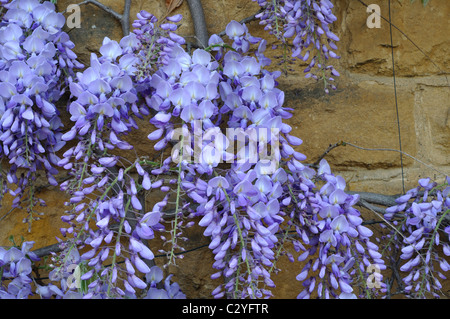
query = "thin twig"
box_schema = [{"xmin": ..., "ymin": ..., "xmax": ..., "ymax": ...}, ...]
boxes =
[
  {"xmin": 312, "ymin": 141, "xmax": 344, "ymax": 166},
  {"xmin": 0, "ymin": 207, "xmax": 16, "ymax": 222},
  {"xmin": 74, "ymin": 0, "xmax": 131, "ymax": 36},
  {"xmin": 343, "ymin": 142, "xmax": 449, "ymax": 177},
  {"xmin": 78, "ymin": 0, "xmax": 121, "ymax": 20},
  {"xmin": 311, "ymin": 141, "xmax": 449, "ymax": 178}
]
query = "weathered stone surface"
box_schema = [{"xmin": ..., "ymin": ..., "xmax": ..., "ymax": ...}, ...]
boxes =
[
  {"xmin": 413, "ymin": 85, "xmax": 450, "ymax": 166},
  {"xmin": 282, "ymin": 77, "xmax": 417, "ymax": 170},
  {"xmin": 0, "ymin": 189, "xmax": 68, "ymax": 248},
  {"xmin": 335, "ymin": 0, "xmax": 450, "ymax": 77}
]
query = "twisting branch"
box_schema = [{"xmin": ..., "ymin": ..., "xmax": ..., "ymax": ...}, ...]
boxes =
[
  {"xmin": 32, "ymin": 242, "xmax": 64, "ymax": 258},
  {"xmin": 348, "ymin": 191, "xmax": 397, "ymax": 207},
  {"xmin": 75, "ymin": 0, "xmax": 131, "ymax": 35},
  {"xmin": 186, "ymin": 0, "xmax": 209, "ymax": 48}
]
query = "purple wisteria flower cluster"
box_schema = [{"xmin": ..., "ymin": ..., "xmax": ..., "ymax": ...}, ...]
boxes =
[
  {"xmin": 0, "ymin": 0, "xmax": 82, "ymax": 227},
  {"xmin": 142, "ymin": 16, "xmax": 384, "ymax": 299},
  {"xmin": 0, "ymin": 241, "xmax": 39, "ymax": 298},
  {"xmin": 48, "ymin": 11, "xmax": 189, "ymax": 299},
  {"xmin": 1, "ymin": 2, "xmax": 446, "ymax": 300},
  {"xmin": 382, "ymin": 177, "xmax": 450, "ymax": 298},
  {"xmin": 287, "ymin": 159, "xmax": 387, "ymax": 299},
  {"xmin": 132, "ymin": 11, "xmax": 184, "ymax": 81},
  {"xmin": 253, "ymin": 0, "xmax": 340, "ymax": 92}
]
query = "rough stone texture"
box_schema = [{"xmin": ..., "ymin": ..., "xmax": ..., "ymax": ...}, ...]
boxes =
[
  {"xmin": 283, "ymin": 77, "xmax": 417, "ymax": 169},
  {"xmin": 335, "ymin": 0, "xmax": 450, "ymax": 77},
  {"xmin": 0, "ymin": 0, "xmax": 449, "ymax": 299}
]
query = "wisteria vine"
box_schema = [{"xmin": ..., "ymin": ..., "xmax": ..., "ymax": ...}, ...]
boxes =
[{"xmin": 0, "ymin": 0, "xmax": 449, "ymax": 300}]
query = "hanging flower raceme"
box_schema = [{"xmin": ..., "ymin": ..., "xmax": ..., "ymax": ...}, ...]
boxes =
[
  {"xmin": 132, "ymin": 10, "xmax": 184, "ymax": 81},
  {"xmin": 283, "ymin": 159, "xmax": 387, "ymax": 299},
  {"xmin": 383, "ymin": 177, "xmax": 450, "ymax": 298},
  {"xmin": 51, "ymin": 11, "xmax": 186, "ymax": 299},
  {"xmin": 144, "ymin": 18, "xmax": 309, "ymax": 298},
  {"xmin": 0, "ymin": 0, "xmax": 82, "ymax": 227},
  {"xmin": 253, "ymin": 0, "xmax": 340, "ymax": 93}
]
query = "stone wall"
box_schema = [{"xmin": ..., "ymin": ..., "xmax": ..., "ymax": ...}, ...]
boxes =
[{"xmin": 0, "ymin": 0, "xmax": 448, "ymax": 298}]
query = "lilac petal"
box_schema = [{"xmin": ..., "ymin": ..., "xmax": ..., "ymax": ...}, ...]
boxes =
[
  {"xmin": 110, "ymin": 76, "xmax": 132, "ymax": 91},
  {"xmin": 319, "ymin": 205, "xmax": 339, "ymax": 219},
  {"xmin": 226, "ymin": 20, "xmax": 245, "ymax": 38},
  {"xmin": 255, "ymin": 223, "xmax": 271, "ymax": 236},
  {"xmin": 81, "ymin": 249, "xmax": 96, "ymax": 260},
  {"xmin": 296, "ymin": 269, "xmax": 308, "ymax": 281},
  {"xmin": 96, "ymin": 215, "xmax": 110, "ymax": 228},
  {"xmin": 242, "ymin": 85, "xmax": 262, "ymax": 103},
  {"xmin": 339, "ymin": 279, "xmax": 353, "ymax": 293},
  {"xmin": 131, "ymin": 274, "xmax": 147, "ymax": 289},
  {"xmin": 395, "ymin": 193, "xmax": 412, "ymax": 204},
  {"xmin": 148, "ymin": 128, "xmax": 164, "ymax": 140},
  {"xmin": 136, "ymin": 224, "xmax": 154, "ymax": 239},
  {"xmin": 329, "ymin": 189, "xmax": 347, "ymax": 205},
  {"xmin": 131, "ymin": 195, "xmax": 142, "ymax": 210},
  {"xmin": 147, "ymin": 266, "xmax": 164, "ymax": 284},
  {"xmin": 91, "ymin": 166, "xmax": 105, "ymax": 174},
  {"xmin": 357, "ymin": 225, "xmax": 374, "ymax": 238},
  {"xmin": 89, "ymin": 236, "xmax": 104, "ymax": 248},
  {"xmin": 440, "ymin": 260, "xmax": 450, "ymax": 272},
  {"xmin": 180, "ymin": 105, "xmax": 201, "ymax": 122},
  {"xmin": 21, "ymin": 108, "xmax": 34, "ymax": 120},
  {"xmin": 208, "ymin": 176, "xmax": 229, "ymax": 189},
  {"xmin": 318, "ymin": 159, "xmax": 331, "ymax": 175},
  {"xmin": 169, "ymin": 88, "xmax": 191, "ymax": 108},
  {"xmin": 153, "ymin": 112, "xmax": 172, "ymax": 124},
  {"xmin": 192, "ymin": 49, "xmax": 211, "ymax": 66},
  {"xmin": 134, "ymin": 256, "xmax": 151, "ymax": 274},
  {"xmin": 142, "ymin": 173, "xmax": 152, "ymax": 190},
  {"xmin": 61, "ymin": 128, "xmax": 77, "ymax": 141},
  {"xmin": 223, "ymin": 60, "xmax": 244, "ymax": 78},
  {"xmin": 166, "ymin": 14, "xmax": 182, "ymax": 22},
  {"xmin": 138, "ymin": 244, "xmax": 154, "ymax": 260},
  {"xmin": 199, "ymin": 212, "xmax": 214, "ymax": 227},
  {"xmin": 100, "ymin": 38, "xmax": 122, "ymax": 60},
  {"xmin": 124, "ymin": 279, "xmax": 136, "ymax": 294},
  {"xmin": 141, "ymin": 211, "xmax": 161, "ymax": 227},
  {"xmin": 98, "ymin": 157, "xmax": 117, "ymax": 167},
  {"xmin": 331, "ymin": 215, "xmax": 349, "ymax": 233}
]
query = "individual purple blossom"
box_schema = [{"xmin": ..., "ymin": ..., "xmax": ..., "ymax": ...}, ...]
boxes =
[{"xmin": 144, "ymin": 267, "xmax": 186, "ymax": 299}]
